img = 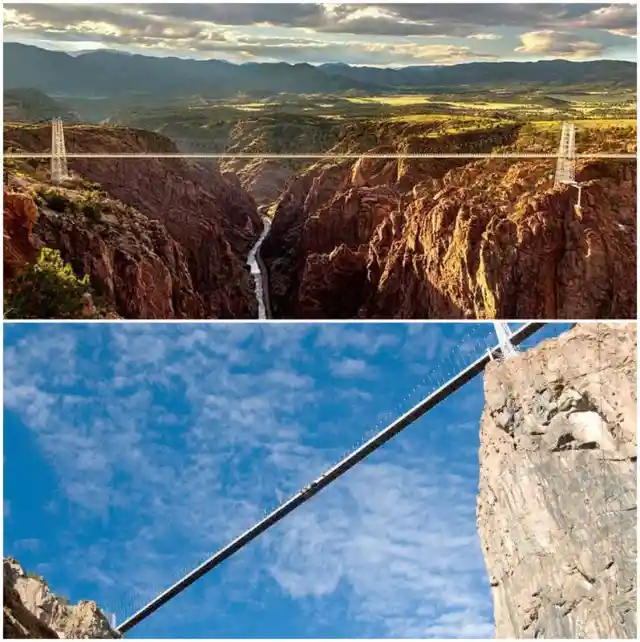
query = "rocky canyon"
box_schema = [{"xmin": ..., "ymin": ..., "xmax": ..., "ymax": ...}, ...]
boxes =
[
  {"xmin": 478, "ymin": 322, "xmax": 637, "ymax": 637},
  {"xmin": 4, "ymin": 120, "xmax": 637, "ymax": 319},
  {"xmin": 261, "ymin": 139, "xmax": 636, "ymax": 319},
  {"xmin": 4, "ymin": 124, "xmax": 262, "ymax": 319}
]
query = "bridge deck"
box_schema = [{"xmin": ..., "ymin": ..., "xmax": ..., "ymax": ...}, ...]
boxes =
[
  {"xmin": 116, "ymin": 322, "xmax": 546, "ymax": 635},
  {"xmin": 4, "ymin": 152, "xmax": 636, "ymax": 160}
]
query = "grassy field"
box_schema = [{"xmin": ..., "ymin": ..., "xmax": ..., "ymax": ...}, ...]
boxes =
[{"xmin": 345, "ymin": 95, "xmax": 431, "ymax": 106}]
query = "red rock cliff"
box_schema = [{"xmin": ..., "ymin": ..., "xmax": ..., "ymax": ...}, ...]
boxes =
[
  {"xmin": 4, "ymin": 124, "xmax": 262, "ymax": 318},
  {"xmin": 262, "ymin": 139, "xmax": 636, "ymax": 319}
]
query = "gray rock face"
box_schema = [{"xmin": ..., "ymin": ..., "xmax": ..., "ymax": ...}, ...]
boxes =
[
  {"xmin": 477, "ymin": 323, "xmax": 637, "ymax": 638},
  {"xmin": 3, "ymin": 558, "xmax": 120, "ymax": 639}
]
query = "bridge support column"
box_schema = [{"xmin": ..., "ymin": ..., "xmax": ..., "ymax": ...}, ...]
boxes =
[
  {"xmin": 51, "ymin": 117, "xmax": 69, "ymax": 184},
  {"xmin": 554, "ymin": 122, "xmax": 576, "ymax": 187}
]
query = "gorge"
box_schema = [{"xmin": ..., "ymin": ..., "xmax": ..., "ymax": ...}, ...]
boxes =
[{"xmin": 3, "ymin": 117, "xmax": 637, "ymax": 320}]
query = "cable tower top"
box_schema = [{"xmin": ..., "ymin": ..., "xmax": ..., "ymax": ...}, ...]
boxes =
[
  {"xmin": 554, "ymin": 122, "xmax": 576, "ymax": 187},
  {"xmin": 493, "ymin": 322, "xmax": 518, "ymax": 359}
]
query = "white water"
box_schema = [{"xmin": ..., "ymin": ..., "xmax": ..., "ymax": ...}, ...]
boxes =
[{"xmin": 247, "ymin": 217, "xmax": 271, "ymax": 319}]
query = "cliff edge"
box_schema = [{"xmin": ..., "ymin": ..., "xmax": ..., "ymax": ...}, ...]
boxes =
[
  {"xmin": 3, "ymin": 558, "xmax": 119, "ymax": 639},
  {"xmin": 478, "ymin": 323, "xmax": 637, "ymax": 637}
]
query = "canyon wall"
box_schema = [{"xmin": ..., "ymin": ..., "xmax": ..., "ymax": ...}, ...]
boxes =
[
  {"xmin": 3, "ymin": 558, "xmax": 119, "ymax": 639},
  {"xmin": 478, "ymin": 323, "xmax": 637, "ymax": 637},
  {"xmin": 4, "ymin": 124, "xmax": 262, "ymax": 318},
  {"xmin": 262, "ymin": 144, "xmax": 636, "ymax": 319}
]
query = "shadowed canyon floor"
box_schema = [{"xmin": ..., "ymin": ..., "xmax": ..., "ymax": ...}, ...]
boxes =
[{"xmin": 3, "ymin": 118, "xmax": 637, "ymax": 319}]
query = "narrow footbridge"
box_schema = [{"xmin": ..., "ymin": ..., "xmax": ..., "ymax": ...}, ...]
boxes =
[
  {"xmin": 114, "ymin": 322, "xmax": 545, "ymax": 635},
  {"xmin": 5, "ymin": 151, "xmax": 635, "ymax": 160}
]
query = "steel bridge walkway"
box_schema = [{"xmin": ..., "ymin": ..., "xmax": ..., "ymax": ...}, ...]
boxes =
[{"xmin": 115, "ymin": 322, "xmax": 546, "ymax": 635}]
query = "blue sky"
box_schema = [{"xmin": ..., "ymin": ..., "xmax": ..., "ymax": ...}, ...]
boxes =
[
  {"xmin": 3, "ymin": 3, "xmax": 637, "ymax": 66},
  {"xmin": 4, "ymin": 321, "xmax": 571, "ymax": 638}
]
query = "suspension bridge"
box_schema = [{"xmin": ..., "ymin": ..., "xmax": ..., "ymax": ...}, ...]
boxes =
[
  {"xmin": 102, "ymin": 321, "xmax": 545, "ymax": 635},
  {"xmin": 2, "ymin": 119, "xmax": 636, "ymax": 188}
]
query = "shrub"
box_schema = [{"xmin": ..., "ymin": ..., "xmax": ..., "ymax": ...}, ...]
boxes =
[
  {"xmin": 81, "ymin": 199, "xmax": 103, "ymax": 222},
  {"xmin": 35, "ymin": 188, "xmax": 74, "ymax": 213},
  {"xmin": 5, "ymin": 247, "xmax": 91, "ymax": 319},
  {"xmin": 79, "ymin": 191, "xmax": 104, "ymax": 222}
]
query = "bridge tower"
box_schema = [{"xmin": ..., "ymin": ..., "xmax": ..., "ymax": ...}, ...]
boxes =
[
  {"xmin": 493, "ymin": 322, "xmax": 518, "ymax": 359},
  {"xmin": 51, "ymin": 117, "xmax": 69, "ymax": 184},
  {"xmin": 554, "ymin": 122, "xmax": 576, "ymax": 187}
]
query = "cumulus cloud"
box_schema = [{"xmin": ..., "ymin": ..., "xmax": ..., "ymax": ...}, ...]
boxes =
[
  {"xmin": 2, "ymin": 3, "xmax": 632, "ymax": 64},
  {"xmin": 572, "ymin": 4, "xmax": 637, "ymax": 37},
  {"xmin": 516, "ymin": 30, "xmax": 604, "ymax": 59}
]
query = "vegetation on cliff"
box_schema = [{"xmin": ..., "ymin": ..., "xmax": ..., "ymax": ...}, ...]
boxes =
[{"xmin": 4, "ymin": 247, "xmax": 92, "ymax": 319}]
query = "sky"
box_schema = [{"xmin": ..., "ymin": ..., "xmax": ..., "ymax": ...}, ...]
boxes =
[
  {"xmin": 3, "ymin": 321, "xmax": 572, "ymax": 638},
  {"xmin": 2, "ymin": 2, "xmax": 638, "ymax": 67}
]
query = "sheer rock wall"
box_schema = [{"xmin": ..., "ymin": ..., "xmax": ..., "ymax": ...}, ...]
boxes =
[{"xmin": 478, "ymin": 323, "xmax": 637, "ymax": 637}]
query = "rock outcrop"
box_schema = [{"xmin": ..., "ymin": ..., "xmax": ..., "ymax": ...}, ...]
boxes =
[
  {"xmin": 3, "ymin": 190, "xmax": 38, "ymax": 282},
  {"xmin": 4, "ymin": 123, "xmax": 262, "ymax": 319},
  {"xmin": 262, "ymin": 137, "xmax": 636, "ymax": 319},
  {"xmin": 478, "ymin": 323, "xmax": 637, "ymax": 637},
  {"xmin": 3, "ymin": 186, "xmax": 205, "ymax": 319},
  {"xmin": 3, "ymin": 558, "xmax": 119, "ymax": 639}
]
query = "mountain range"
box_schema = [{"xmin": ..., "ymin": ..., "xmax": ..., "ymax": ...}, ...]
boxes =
[{"xmin": 3, "ymin": 43, "xmax": 637, "ymax": 99}]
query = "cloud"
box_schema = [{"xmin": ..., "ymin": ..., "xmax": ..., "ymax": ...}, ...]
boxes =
[
  {"xmin": 315, "ymin": 325, "xmax": 399, "ymax": 355},
  {"xmin": 572, "ymin": 4, "xmax": 638, "ymax": 37},
  {"xmin": 3, "ymin": 3, "xmax": 632, "ymax": 64},
  {"xmin": 12, "ymin": 538, "xmax": 42, "ymax": 552},
  {"xmin": 359, "ymin": 42, "xmax": 501, "ymax": 64},
  {"xmin": 516, "ymin": 30, "xmax": 604, "ymax": 59},
  {"xmin": 138, "ymin": 2, "xmax": 325, "ymax": 29},
  {"xmin": 3, "ymin": 323, "xmax": 506, "ymax": 636},
  {"xmin": 265, "ymin": 454, "xmax": 494, "ymax": 637},
  {"xmin": 263, "ymin": 369, "xmax": 314, "ymax": 389},
  {"xmin": 467, "ymin": 33, "xmax": 502, "ymax": 41},
  {"xmin": 330, "ymin": 357, "xmax": 374, "ymax": 379}
]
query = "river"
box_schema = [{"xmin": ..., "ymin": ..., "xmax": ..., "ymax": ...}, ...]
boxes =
[{"xmin": 246, "ymin": 216, "xmax": 272, "ymax": 319}]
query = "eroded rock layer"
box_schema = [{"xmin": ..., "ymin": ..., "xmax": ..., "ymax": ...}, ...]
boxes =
[
  {"xmin": 3, "ymin": 558, "xmax": 119, "ymax": 639},
  {"xmin": 478, "ymin": 323, "xmax": 637, "ymax": 637}
]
